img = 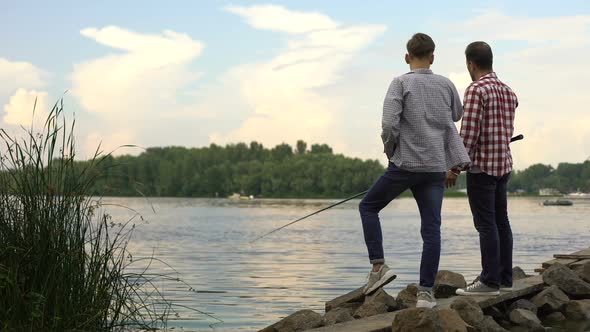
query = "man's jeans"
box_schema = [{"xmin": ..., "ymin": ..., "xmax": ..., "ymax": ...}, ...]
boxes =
[
  {"xmin": 467, "ymin": 172, "xmax": 513, "ymax": 288},
  {"xmin": 359, "ymin": 162, "xmax": 445, "ymax": 288}
]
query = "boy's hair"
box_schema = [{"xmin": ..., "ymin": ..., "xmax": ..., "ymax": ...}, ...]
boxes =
[
  {"xmin": 465, "ymin": 41, "xmax": 493, "ymax": 70},
  {"xmin": 406, "ymin": 33, "xmax": 435, "ymax": 58}
]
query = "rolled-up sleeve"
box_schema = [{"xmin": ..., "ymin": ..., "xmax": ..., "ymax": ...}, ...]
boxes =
[
  {"xmin": 460, "ymin": 85, "xmax": 483, "ymax": 166},
  {"xmin": 382, "ymin": 78, "xmax": 403, "ymax": 159}
]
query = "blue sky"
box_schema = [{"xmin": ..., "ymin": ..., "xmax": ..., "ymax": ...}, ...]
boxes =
[{"xmin": 1, "ymin": 1, "xmax": 589, "ymax": 168}]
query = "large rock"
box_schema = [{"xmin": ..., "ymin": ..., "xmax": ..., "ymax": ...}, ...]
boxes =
[
  {"xmin": 542, "ymin": 311, "xmax": 566, "ymax": 323},
  {"xmin": 391, "ymin": 308, "xmax": 444, "ymax": 332},
  {"xmin": 322, "ymin": 306, "xmax": 354, "ymax": 326},
  {"xmin": 576, "ymin": 261, "xmax": 590, "ymax": 283},
  {"xmin": 367, "ymin": 288, "xmax": 398, "ymax": 310},
  {"xmin": 325, "ymin": 286, "xmax": 364, "ymax": 312},
  {"xmin": 437, "ymin": 308, "xmax": 470, "ymax": 332},
  {"xmin": 260, "ymin": 309, "xmax": 323, "ymax": 332},
  {"xmin": 450, "ymin": 298, "xmax": 506, "ymax": 332},
  {"xmin": 434, "ymin": 270, "xmax": 467, "ymax": 298},
  {"xmin": 542, "ymin": 263, "xmax": 590, "ymax": 298},
  {"xmin": 509, "ymin": 299, "xmax": 538, "ymax": 315},
  {"xmin": 451, "ymin": 297, "xmax": 484, "ymax": 326},
  {"xmin": 531, "ymin": 285, "xmax": 570, "ymax": 315},
  {"xmin": 478, "ymin": 316, "xmax": 507, "ymax": 332},
  {"xmin": 353, "ymin": 288, "xmax": 397, "ymax": 318},
  {"xmin": 565, "ymin": 299, "xmax": 590, "ymax": 320},
  {"xmin": 509, "ymin": 309, "xmax": 544, "ymax": 331},
  {"xmin": 512, "ymin": 266, "xmax": 528, "ymax": 280},
  {"xmin": 395, "ymin": 283, "xmax": 418, "ymax": 308}
]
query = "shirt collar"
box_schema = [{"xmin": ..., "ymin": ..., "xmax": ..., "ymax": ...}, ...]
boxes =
[
  {"xmin": 410, "ymin": 68, "xmax": 433, "ymax": 74},
  {"xmin": 480, "ymin": 72, "xmax": 497, "ymax": 80}
]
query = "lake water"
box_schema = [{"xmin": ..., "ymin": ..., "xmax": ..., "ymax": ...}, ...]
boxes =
[{"xmin": 103, "ymin": 196, "xmax": 590, "ymax": 331}]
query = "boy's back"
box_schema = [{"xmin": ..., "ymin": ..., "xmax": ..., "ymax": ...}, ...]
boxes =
[{"xmin": 382, "ymin": 69, "xmax": 469, "ymax": 172}]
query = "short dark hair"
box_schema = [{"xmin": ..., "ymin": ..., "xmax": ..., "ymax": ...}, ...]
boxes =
[
  {"xmin": 465, "ymin": 41, "xmax": 493, "ymax": 70},
  {"xmin": 406, "ymin": 33, "xmax": 435, "ymax": 58}
]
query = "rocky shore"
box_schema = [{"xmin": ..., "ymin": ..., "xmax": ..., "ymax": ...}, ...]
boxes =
[{"xmin": 260, "ymin": 248, "xmax": 590, "ymax": 332}]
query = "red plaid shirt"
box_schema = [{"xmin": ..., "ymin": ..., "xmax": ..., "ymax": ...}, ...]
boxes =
[{"xmin": 458, "ymin": 72, "xmax": 518, "ymax": 176}]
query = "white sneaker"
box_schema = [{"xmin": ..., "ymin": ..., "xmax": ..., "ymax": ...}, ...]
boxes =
[
  {"xmin": 416, "ymin": 290, "xmax": 436, "ymax": 308},
  {"xmin": 363, "ymin": 264, "xmax": 397, "ymax": 295},
  {"xmin": 500, "ymin": 285, "xmax": 513, "ymax": 292}
]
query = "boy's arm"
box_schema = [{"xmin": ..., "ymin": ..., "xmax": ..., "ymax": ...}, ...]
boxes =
[
  {"xmin": 450, "ymin": 81, "xmax": 463, "ymax": 122},
  {"xmin": 381, "ymin": 78, "xmax": 403, "ymax": 159}
]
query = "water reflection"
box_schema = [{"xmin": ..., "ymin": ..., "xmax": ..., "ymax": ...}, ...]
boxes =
[{"xmin": 104, "ymin": 197, "xmax": 590, "ymax": 331}]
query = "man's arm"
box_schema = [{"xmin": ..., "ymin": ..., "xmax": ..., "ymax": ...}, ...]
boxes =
[
  {"xmin": 459, "ymin": 85, "xmax": 483, "ymax": 164},
  {"xmin": 381, "ymin": 78, "xmax": 403, "ymax": 159},
  {"xmin": 449, "ymin": 81, "xmax": 463, "ymax": 122}
]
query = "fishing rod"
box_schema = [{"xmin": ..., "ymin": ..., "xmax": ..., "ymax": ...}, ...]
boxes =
[{"xmin": 251, "ymin": 134, "xmax": 524, "ymax": 243}]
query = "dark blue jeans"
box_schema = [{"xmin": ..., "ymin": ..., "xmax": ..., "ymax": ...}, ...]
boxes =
[
  {"xmin": 466, "ymin": 172, "xmax": 513, "ymax": 288},
  {"xmin": 359, "ymin": 162, "xmax": 445, "ymax": 288}
]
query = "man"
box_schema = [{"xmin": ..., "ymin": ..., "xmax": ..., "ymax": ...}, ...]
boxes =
[
  {"xmin": 448, "ymin": 41, "xmax": 518, "ymax": 296},
  {"xmin": 360, "ymin": 33, "xmax": 470, "ymax": 308}
]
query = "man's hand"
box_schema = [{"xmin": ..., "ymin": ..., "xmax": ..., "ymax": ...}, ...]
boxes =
[{"xmin": 446, "ymin": 170, "xmax": 459, "ymax": 188}]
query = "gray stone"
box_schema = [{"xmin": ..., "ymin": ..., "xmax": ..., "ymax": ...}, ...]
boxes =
[
  {"xmin": 391, "ymin": 308, "xmax": 445, "ymax": 332},
  {"xmin": 395, "ymin": 283, "xmax": 418, "ymax": 309},
  {"xmin": 542, "ymin": 311, "xmax": 566, "ymax": 323},
  {"xmin": 450, "ymin": 298, "xmax": 507, "ymax": 332},
  {"xmin": 531, "ymin": 285, "xmax": 570, "ymax": 315},
  {"xmin": 365, "ymin": 288, "xmax": 398, "ymax": 310},
  {"xmin": 577, "ymin": 261, "xmax": 590, "ymax": 283},
  {"xmin": 509, "ymin": 299, "xmax": 538, "ymax": 315},
  {"xmin": 478, "ymin": 316, "xmax": 507, "ymax": 332},
  {"xmin": 434, "ymin": 270, "xmax": 467, "ymax": 298},
  {"xmin": 325, "ymin": 286, "xmax": 364, "ymax": 312},
  {"xmin": 322, "ymin": 306, "xmax": 354, "ymax": 326},
  {"xmin": 260, "ymin": 309, "xmax": 323, "ymax": 332},
  {"xmin": 509, "ymin": 309, "xmax": 544, "ymax": 331},
  {"xmin": 542, "ymin": 263, "xmax": 590, "ymax": 298},
  {"xmin": 512, "ymin": 266, "xmax": 528, "ymax": 280},
  {"xmin": 451, "ymin": 297, "xmax": 484, "ymax": 326},
  {"xmin": 565, "ymin": 299, "xmax": 590, "ymax": 320},
  {"xmin": 353, "ymin": 301, "xmax": 388, "ymax": 319},
  {"xmin": 437, "ymin": 308, "xmax": 470, "ymax": 332},
  {"xmin": 484, "ymin": 305, "xmax": 507, "ymax": 321}
]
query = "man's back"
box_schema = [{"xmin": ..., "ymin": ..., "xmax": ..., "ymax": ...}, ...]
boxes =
[{"xmin": 461, "ymin": 73, "xmax": 518, "ymax": 176}]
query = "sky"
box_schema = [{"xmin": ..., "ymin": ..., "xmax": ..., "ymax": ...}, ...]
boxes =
[{"xmin": 1, "ymin": 0, "xmax": 589, "ymax": 169}]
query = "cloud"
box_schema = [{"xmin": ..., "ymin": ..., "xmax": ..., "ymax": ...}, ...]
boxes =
[
  {"xmin": 0, "ymin": 58, "xmax": 46, "ymax": 99},
  {"xmin": 71, "ymin": 26, "xmax": 205, "ymax": 152},
  {"xmin": 3, "ymin": 88, "xmax": 49, "ymax": 127},
  {"xmin": 224, "ymin": 4, "xmax": 339, "ymax": 34},
  {"xmin": 208, "ymin": 5, "xmax": 385, "ymax": 150}
]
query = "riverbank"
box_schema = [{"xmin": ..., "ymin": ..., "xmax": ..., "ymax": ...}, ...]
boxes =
[{"xmin": 260, "ymin": 248, "xmax": 590, "ymax": 331}]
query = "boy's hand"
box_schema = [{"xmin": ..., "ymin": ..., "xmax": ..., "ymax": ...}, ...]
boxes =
[{"xmin": 446, "ymin": 170, "xmax": 458, "ymax": 188}]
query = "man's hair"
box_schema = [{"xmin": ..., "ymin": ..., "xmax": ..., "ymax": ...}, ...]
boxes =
[
  {"xmin": 465, "ymin": 41, "xmax": 493, "ymax": 70},
  {"xmin": 406, "ymin": 33, "xmax": 435, "ymax": 58}
]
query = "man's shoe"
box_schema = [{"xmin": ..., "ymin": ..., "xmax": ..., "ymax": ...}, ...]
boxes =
[
  {"xmin": 416, "ymin": 290, "xmax": 436, "ymax": 308},
  {"xmin": 500, "ymin": 284, "xmax": 513, "ymax": 292},
  {"xmin": 456, "ymin": 280, "xmax": 500, "ymax": 296},
  {"xmin": 363, "ymin": 264, "xmax": 397, "ymax": 295}
]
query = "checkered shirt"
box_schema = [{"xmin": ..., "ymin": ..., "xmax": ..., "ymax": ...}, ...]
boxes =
[
  {"xmin": 382, "ymin": 69, "xmax": 470, "ymax": 172},
  {"xmin": 459, "ymin": 72, "xmax": 518, "ymax": 176}
]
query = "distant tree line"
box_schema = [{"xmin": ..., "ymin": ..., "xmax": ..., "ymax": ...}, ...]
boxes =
[
  {"xmin": 87, "ymin": 140, "xmax": 384, "ymax": 198},
  {"xmin": 84, "ymin": 141, "xmax": 590, "ymax": 198}
]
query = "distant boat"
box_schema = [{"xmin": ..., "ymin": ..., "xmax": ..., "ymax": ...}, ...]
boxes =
[
  {"xmin": 565, "ymin": 192, "xmax": 590, "ymax": 199},
  {"xmin": 228, "ymin": 193, "xmax": 254, "ymax": 200},
  {"xmin": 543, "ymin": 199, "xmax": 573, "ymax": 206}
]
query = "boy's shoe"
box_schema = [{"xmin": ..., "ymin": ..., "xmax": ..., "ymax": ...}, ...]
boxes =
[
  {"xmin": 416, "ymin": 290, "xmax": 436, "ymax": 308},
  {"xmin": 364, "ymin": 264, "xmax": 397, "ymax": 295},
  {"xmin": 456, "ymin": 280, "xmax": 500, "ymax": 296}
]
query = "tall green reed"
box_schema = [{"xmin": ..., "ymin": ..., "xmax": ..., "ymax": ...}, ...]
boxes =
[{"xmin": 0, "ymin": 99, "xmax": 208, "ymax": 331}]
